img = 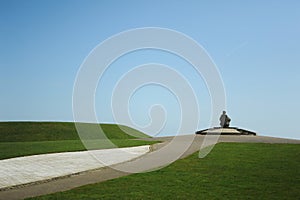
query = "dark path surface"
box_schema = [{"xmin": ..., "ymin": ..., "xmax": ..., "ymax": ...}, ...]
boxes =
[{"xmin": 0, "ymin": 135, "xmax": 299, "ymax": 200}]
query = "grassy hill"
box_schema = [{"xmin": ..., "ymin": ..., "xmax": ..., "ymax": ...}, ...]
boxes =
[
  {"xmin": 0, "ymin": 122, "xmax": 154, "ymax": 159},
  {"xmin": 0, "ymin": 122, "xmax": 150, "ymax": 142},
  {"xmin": 28, "ymin": 143, "xmax": 300, "ymax": 199}
]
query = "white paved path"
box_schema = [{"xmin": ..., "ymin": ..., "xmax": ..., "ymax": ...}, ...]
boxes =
[{"xmin": 0, "ymin": 145, "xmax": 150, "ymax": 190}]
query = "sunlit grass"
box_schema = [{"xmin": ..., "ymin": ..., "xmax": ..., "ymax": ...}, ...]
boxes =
[{"xmin": 29, "ymin": 143, "xmax": 300, "ymax": 199}]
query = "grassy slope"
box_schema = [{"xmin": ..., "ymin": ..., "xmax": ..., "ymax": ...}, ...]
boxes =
[
  {"xmin": 0, "ymin": 139, "xmax": 156, "ymax": 160},
  {"xmin": 0, "ymin": 122, "xmax": 150, "ymax": 142},
  {"xmin": 0, "ymin": 122, "xmax": 154, "ymax": 159},
  {"xmin": 29, "ymin": 143, "xmax": 300, "ymax": 200}
]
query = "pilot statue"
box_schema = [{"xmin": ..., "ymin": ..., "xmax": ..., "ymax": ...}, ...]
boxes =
[{"xmin": 220, "ymin": 111, "xmax": 231, "ymax": 128}]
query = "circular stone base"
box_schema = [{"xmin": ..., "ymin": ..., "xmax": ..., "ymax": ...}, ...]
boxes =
[{"xmin": 195, "ymin": 127, "xmax": 256, "ymax": 135}]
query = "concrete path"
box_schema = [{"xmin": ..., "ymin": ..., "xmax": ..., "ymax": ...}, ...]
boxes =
[
  {"xmin": 0, "ymin": 146, "xmax": 150, "ymax": 190},
  {"xmin": 0, "ymin": 135, "xmax": 299, "ymax": 200}
]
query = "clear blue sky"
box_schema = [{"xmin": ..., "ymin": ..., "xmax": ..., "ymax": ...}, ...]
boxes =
[{"xmin": 1, "ymin": 0, "xmax": 300, "ymax": 139}]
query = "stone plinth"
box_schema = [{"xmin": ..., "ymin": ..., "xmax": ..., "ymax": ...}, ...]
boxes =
[{"xmin": 195, "ymin": 127, "xmax": 256, "ymax": 135}]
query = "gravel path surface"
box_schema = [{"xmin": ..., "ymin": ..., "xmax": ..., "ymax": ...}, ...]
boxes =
[{"xmin": 0, "ymin": 135, "xmax": 299, "ymax": 200}]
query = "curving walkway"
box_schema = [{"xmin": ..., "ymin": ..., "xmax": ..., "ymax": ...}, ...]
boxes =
[
  {"xmin": 0, "ymin": 135, "xmax": 299, "ymax": 200},
  {"xmin": 0, "ymin": 146, "xmax": 150, "ymax": 190}
]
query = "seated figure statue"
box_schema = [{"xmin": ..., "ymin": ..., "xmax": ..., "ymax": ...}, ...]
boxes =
[{"xmin": 220, "ymin": 111, "xmax": 231, "ymax": 128}]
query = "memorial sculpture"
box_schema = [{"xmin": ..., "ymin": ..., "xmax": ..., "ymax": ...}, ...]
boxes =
[
  {"xmin": 219, "ymin": 111, "xmax": 231, "ymax": 128},
  {"xmin": 195, "ymin": 111, "xmax": 256, "ymax": 135}
]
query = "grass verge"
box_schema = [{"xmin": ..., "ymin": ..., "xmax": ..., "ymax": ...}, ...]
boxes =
[
  {"xmin": 0, "ymin": 122, "xmax": 150, "ymax": 142},
  {"xmin": 0, "ymin": 139, "xmax": 157, "ymax": 160},
  {"xmin": 28, "ymin": 143, "xmax": 300, "ymax": 200},
  {"xmin": 0, "ymin": 122, "xmax": 156, "ymax": 159}
]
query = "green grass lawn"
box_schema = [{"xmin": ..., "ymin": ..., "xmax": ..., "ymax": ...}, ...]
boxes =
[
  {"xmin": 0, "ymin": 139, "xmax": 157, "ymax": 160},
  {"xmin": 28, "ymin": 143, "xmax": 300, "ymax": 200},
  {"xmin": 0, "ymin": 122, "xmax": 150, "ymax": 142},
  {"xmin": 0, "ymin": 122, "xmax": 155, "ymax": 159}
]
